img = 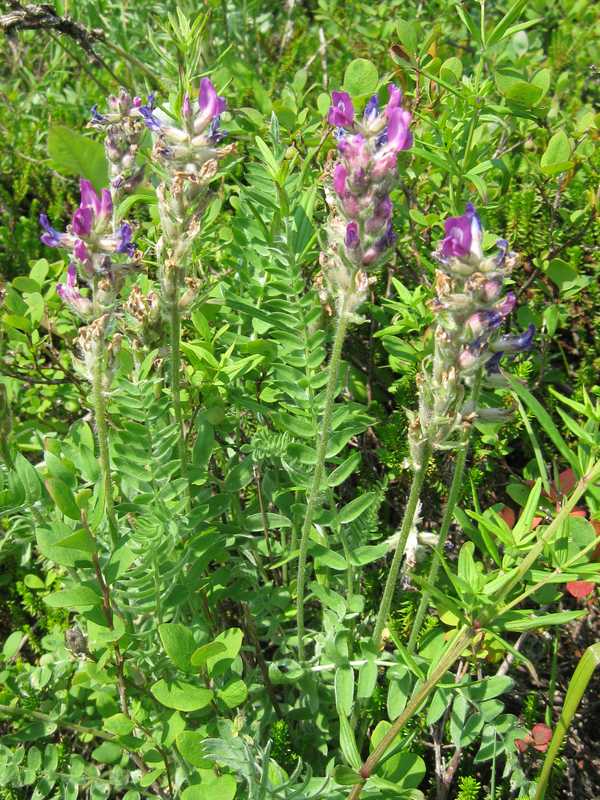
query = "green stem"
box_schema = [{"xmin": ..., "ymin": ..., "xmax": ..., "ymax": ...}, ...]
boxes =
[
  {"xmin": 407, "ymin": 445, "xmax": 468, "ymax": 653},
  {"xmin": 0, "ymin": 703, "xmax": 113, "ymax": 741},
  {"xmin": 168, "ymin": 297, "xmax": 189, "ymax": 489},
  {"xmin": 296, "ymin": 300, "xmax": 350, "ymax": 661},
  {"xmin": 407, "ymin": 373, "xmax": 483, "ymax": 652},
  {"xmin": 347, "ymin": 626, "xmax": 474, "ymax": 800},
  {"xmin": 91, "ymin": 355, "xmax": 118, "ymax": 546},
  {"xmin": 372, "ymin": 446, "xmax": 432, "ymax": 649}
]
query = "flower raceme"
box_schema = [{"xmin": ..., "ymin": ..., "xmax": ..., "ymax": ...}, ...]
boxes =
[
  {"xmin": 139, "ymin": 78, "xmax": 231, "ymax": 183},
  {"xmin": 139, "ymin": 78, "xmax": 233, "ymax": 282},
  {"xmin": 40, "ymin": 179, "xmax": 137, "ymax": 317},
  {"xmin": 40, "ymin": 179, "xmax": 135, "ymax": 270},
  {"xmin": 329, "ymin": 87, "xmax": 412, "ymax": 266},
  {"xmin": 408, "ymin": 204, "xmax": 534, "ymax": 467},
  {"xmin": 321, "ymin": 86, "xmax": 412, "ymax": 314}
]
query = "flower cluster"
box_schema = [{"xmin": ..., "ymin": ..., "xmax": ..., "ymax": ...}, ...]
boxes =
[
  {"xmin": 138, "ymin": 78, "xmax": 233, "ymax": 308},
  {"xmin": 320, "ymin": 87, "xmax": 412, "ymax": 315},
  {"xmin": 140, "ymin": 78, "xmax": 233, "ymax": 261},
  {"xmin": 408, "ymin": 204, "xmax": 535, "ymax": 468},
  {"xmin": 90, "ymin": 88, "xmax": 147, "ymax": 195},
  {"xmin": 40, "ymin": 179, "xmax": 137, "ymax": 319}
]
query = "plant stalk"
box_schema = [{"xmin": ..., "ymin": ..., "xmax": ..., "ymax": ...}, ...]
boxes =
[
  {"xmin": 407, "ymin": 372, "xmax": 483, "ymax": 651},
  {"xmin": 168, "ymin": 294, "xmax": 189, "ymax": 488},
  {"xmin": 91, "ymin": 354, "xmax": 118, "ymax": 546},
  {"xmin": 372, "ymin": 445, "xmax": 432, "ymax": 649},
  {"xmin": 296, "ymin": 299, "xmax": 350, "ymax": 661},
  {"xmin": 348, "ymin": 626, "xmax": 474, "ymax": 800}
]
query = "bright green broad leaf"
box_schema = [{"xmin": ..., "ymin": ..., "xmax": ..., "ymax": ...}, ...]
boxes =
[{"xmin": 150, "ymin": 679, "xmax": 214, "ymax": 712}]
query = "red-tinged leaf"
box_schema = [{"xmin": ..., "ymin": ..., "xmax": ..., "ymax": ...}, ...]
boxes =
[
  {"xmin": 531, "ymin": 723, "xmax": 552, "ymax": 752},
  {"xmin": 558, "ymin": 468, "xmax": 577, "ymax": 495},
  {"xmin": 531, "ymin": 516, "xmax": 543, "ymax": 529},
  {"xmin": 499, "ymin": 506, "xmax": 516, "ymax": 529},
  {"xmin": 515, "ymin": 737, "xmax": 529, "ymax": 753},
  {"xmin": 566, "ymin": 581, "xmax": 595, "ymax": 599},
  {"xmin": 569, "ymin": 508, "xmax": 587, "ymax": 518}
]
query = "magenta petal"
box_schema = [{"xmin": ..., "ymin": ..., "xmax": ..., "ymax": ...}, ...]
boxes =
[
  {"xmin": 386, "ymin": 84, "xmax": 402, "ymax": 115},
  {"xmin": 66, "ymin": 263, "xmax": 77, "ymax": 288},
  {"xmin": 74, "ymin": 240, "xmax": 90, "ymax": 262},
  {"xmin": 328, "ymin": 91, "xmax": 355, "ymax": 127},
  {"xmin": 345, "ymin": 221, "xmax": 360, "ymax": 249},
  {"xmin": 99, "ymin": 189, "xmax": 113, "ymax": 219},
  {"xmin": 215, "ymin": 96, "xmax": 227, "ymax": 115},
  {"xmin": 441, "ymin": 215, "xmax": 472, "ymax": 259},
  {"xmin": 496, "ymin": 291, "xmax": 516, "ymax": 317},
  {"xmin": 72, "ymin": 206, "xmax": 94, "ymax": 237},
  {"xmin": 332, "ymin": 164, "xmax": 347, "ymax": 196},
  {"xmin": 199, "ymin": 77, "xmax": 217, "ymax": 114},
  {"xmin": 79, "ymin": 179, "xmax": 100, "ymax": 214},
  {"xmin": 386, "ymin": 108, "xmax": 412, "ymax": 152}
]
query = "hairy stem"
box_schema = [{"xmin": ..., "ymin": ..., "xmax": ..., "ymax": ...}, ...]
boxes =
[
  {"xmin": 168, "ymin": 295, "xmax": 189, "ymax": 489},
  {"xmin": 91, "ymin": 353, "xmax": 118, "ymax": 545},
  {"xmin": 408, "ymin": 371, "xmax": 483, "ymax": 652},
  {"xmin": 372, "ymin": 446, "xmax": 432, "ymax": 649},
  {"xmin": 296, "ymin": 301, "xmax": 349, "ymax": 661},
  {"xmin": 408, "ymin": 445, "xmax": 468, "ymax": 652}
]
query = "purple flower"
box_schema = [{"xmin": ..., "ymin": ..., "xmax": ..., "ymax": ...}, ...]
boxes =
[
  {"xmin": 363, "ymin": 95, "xmax": 379, "ymax": 121},
  {"xmin": 495, "ymin": 291, "xmax": 516, "ymax": 317},
  {"xmin": 39, "ymin": 214, "xmax": 64, "ymax": 247},
  {"xmin": 495, "ymin": 238, "xmax": 509, "ymax": 266},
  {"xmin": 139, "ymin": 104, "xmax": 162, "ymax": 132},
  {"xmin": 116, "ymin": 222, "xmax": 135, "ymax": 256},
  {"xmin": 386, "ymin": 84, "xmax": 403, "ymax": 116},
  {"xmin": 486, "ymin": 352, "xmax": 503, "ymax": 374},
  {"xmin": 90, "ymin": 105, "xmax": 108, "ymax": 125},
  {"xmin": 491, "ymin": 324, "xmax": 535, "ymax": 353},
  {"xmin": 466, "ymin": 310, "xmax": 502, "ymax": 336},
  {"xmin": 208, "ymin": 116, "xmax": 227, "ymax": 143},
  {"xmin": 375, "ymin": 220, "xmax": 396, "ymax": 252},
  {"xmin": 328, "ymin": 92, "xmax": 355, "ymax": 128},
  {"xmin": 56, "ymin": 263, "xmax": 78, "ymax": 300},
  {"xmin": 74, "ymin": 240, "xmax": 90, "ymax": 263},
  {"xmin": 72, "ymin": 206, "xmax": 94, "ymax": 237},
  {"xmin": 374, "ymin": 194, "xmax": 392, "ymax": 222},
  {"xmin": 79, "ymin": 179, "xmax": 112, "ymax": 219},
  {"xmin": 182, "ymin": 93, "xmax": 192, "ymax": 119},
  {"xmin": 333, "ymin": 164, "xmax": 348, "ymax": 196},
  {"xmin": 386, "ymin": 108, "xmax": 413, "ymax": 152},
  {"xmin": 198, "ymin": 78, "xmax": 227, "ymax": 118},
  {"xmin": 345, "ymin": 221, "xmax": 360, "ymax": 249},
  {"xmin": 440, "ymin": 203, "xmax": 482, "ymax": 260},
  {"xmin": 56, "ymin": 264, "xmax": 92, "ymax": 316}
]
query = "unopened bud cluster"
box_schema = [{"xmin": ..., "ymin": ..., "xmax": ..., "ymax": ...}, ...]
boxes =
[
  {"xmin": 90, "ymin": 88, "xmax": 147, "ymax": 196},
  {"xmin": 408, "ymin": 205, "xmax": 535, "ymax": 469},
  {"xmin": 75, "ymin": 314, "xmax": 122, "ymax": 387},
  {"xmin": 320, "ymin": 86, "xmax": 412, "ymax": 317}
]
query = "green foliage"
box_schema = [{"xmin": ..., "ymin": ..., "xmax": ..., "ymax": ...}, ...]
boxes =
[
  {"xmin": 458, "ymin": 775, "xmax": 482, "ymax": 800},
  {"xmin": 1, "ymin": 1, "xmax": 600, "ymax": 799}
]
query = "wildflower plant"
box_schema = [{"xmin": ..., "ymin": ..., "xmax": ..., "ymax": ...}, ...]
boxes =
[
  {"xmin": 374, "ymin": 203, "xmax": 537, "ymax": 647},
  {"xmin": 1, "ymin": 6, "xmax": 600, "ymax": 800},
  {"xmin": 296, "ymin": 85, "xmax": 412, "ymax": 659},
  {"xmin": 138, "ymin": 77, "xmax": 234, "ymax": 486}
]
